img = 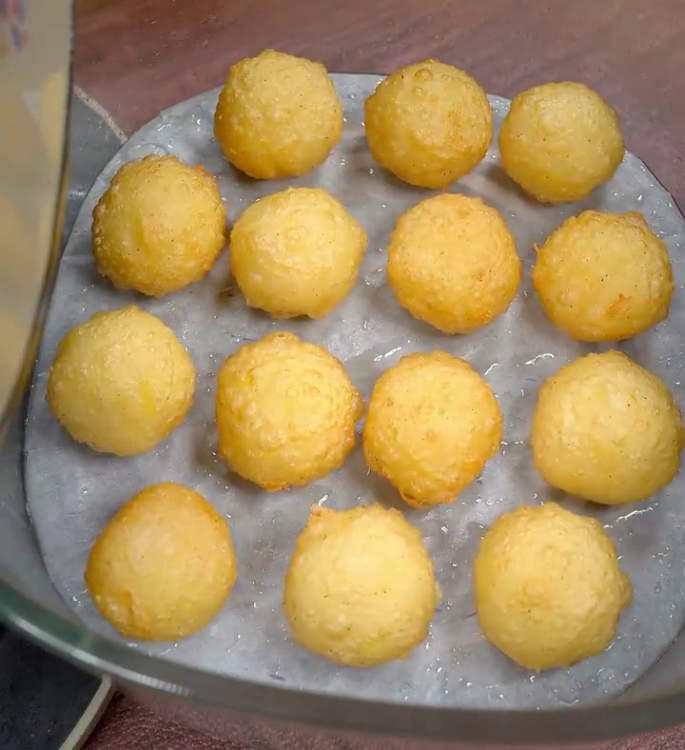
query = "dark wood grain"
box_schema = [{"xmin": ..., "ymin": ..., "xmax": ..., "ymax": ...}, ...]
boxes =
[{"xmin": 74, "ymin": 0, "xmax": 685, "ymax": 204}]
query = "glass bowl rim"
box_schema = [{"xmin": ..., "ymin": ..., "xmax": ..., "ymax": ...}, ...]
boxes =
[{"xmin": 1, "ymin": 578, "xmax": 684, "ymax": 746}]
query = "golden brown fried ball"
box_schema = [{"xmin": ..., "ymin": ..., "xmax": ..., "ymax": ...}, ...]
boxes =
[
  {"xmin": 387, "ymin": 194, "xmax": 521, "ymax": 334},
  {"xmin": 216, "ymin": 332, "xmax": 364, "ymax": 491},
  {"xmin": 85, "ymin": 482, "xmax": 237, "ymax": 641},
  {"xmin": 47, "ymin": 306, "xmax": 195, "ymax": 456},
  {"xmin": 499, "ymin": 82, "xmax": 625, "ymax": 203},
  {"xmin": 474, "ymin": 502, "xmax": 632, "ymax": 671},
  {"xmin": 92, "ymin": 154, "xmax": 226, "ymax": 297},
  {"xmin": 283, "ymin": 504, "xmax": 440, "ymax": 667},
  {"xmin": 533, "ymin": 210, "xmax": 674, "ymax": 342},
  {"xmin": 363, "ymin": 351, "xmax": 502, "ymax": 509},
  {"xmin": 214, "ymin": 50, "xmax": 343, "ymax": 180},
  {"xmin": 364, "ymin": 60, "xmax": 493, "ymax": 189},
  {"xmin": 531, "ymin": 351, "xmax": 684, "ymax": 505},
  {"xmin": 230, "ymin": 188, "xmax": 367, "ymax": 319}
]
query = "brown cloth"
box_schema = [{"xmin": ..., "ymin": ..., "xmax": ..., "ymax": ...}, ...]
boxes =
[{"xmin": 84, "ymin": 694, "xmax": 685, "ymax": 750}]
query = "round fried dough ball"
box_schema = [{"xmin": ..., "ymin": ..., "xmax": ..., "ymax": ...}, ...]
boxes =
[
  {"xmin": 364, "ymin": 60, "xmax": 493, "ymax": 189},
  {"xmin": 47, "ymin": 306, "xmax": 195, "ymax": 456},
  {"xmin": 533, "ymin": 210, "xmax": 674, "ymax": 342},
  {"xmin": 85, "ymin": 482, "xmax": 237, "ymax": 641},
  {"xmin": 363, "ymin": 351, "xmax": 502, "ymax": 509},
  {"xmin": 474, "ymin": 502, "xmax": 632, "ymax": 671},
  {"xmin": 216, "ymin": 332, "xmax": 364, "ymax": 491},
  {"xmin": 214, "ymin": 50, "xmax": 343, "ymax": 180},
  {"xmin": 230, "ymin": 188, "xmax": 367, "ymax": 319},
  {"xmin": 284, "ymin": 504, "xmax": 440, "ymax": 667},
  {"xmin": 92, "ymin": 154, "xmax": 226, "ymax": 297},
  {"xmin": 499, "ymin": 82, "xmax": 625, "ymax": 203},
  {"xmin": 531, "ymin": 351, "xmax": 684, "ymax": 505},
  {"xmin": 387, "ymin": 194, "xmax": 521, "ymax": 334}
]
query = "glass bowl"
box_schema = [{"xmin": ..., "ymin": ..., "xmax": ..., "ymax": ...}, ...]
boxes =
[{"xmin": 2, "ymin": 1, "xmax": 685, "ymax": 746}]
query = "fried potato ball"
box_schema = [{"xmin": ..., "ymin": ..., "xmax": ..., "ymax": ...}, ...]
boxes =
[
  {"xmin": 531, "ymin": 351, "xmax": 684, "ymax": 505},
  {"xmin": 230, "ymin": 188, "xmax": 367, "ymax": 319},
  {"xmin": 363, "ymin": 351, "xmax": 502, "ymax": 509},
  {"xmin": 499, "ymin": 82, "xmax": 625, "ymax": 203},
  {"xmin": 216, "ymin": 332, "xmax": 364, "ymax": 491},
  {"xmin": 474, "ymin": 502, "xmax": 632, "ymax": 671},
  {"xmin": 387, "ymin": 194, "xmax": 521, "ymax": 334},
  {"xmin": 85, "ymin": 482, "xmax": 237, "ymax": 641},
  {"xmin": 214, "ymin": 50, "xmax": 343, "ymax": 180},
  {"xmin": 92, "ymin": 154, "xmax": 226, "ymax": 297},
  {"xmin": 532, "ymin": 210, "xmax": 674, "ymax": 342},
  {"xmin": 283, "ymin": 504, "xmax": 440, "ymax": 667},
  {"xmin": 364, "ymin": 60, "xmax": 493, "ymax": 189},
  {"xmin": 47, "ymin": 306, "xmax": 195, "ymax": 456}
]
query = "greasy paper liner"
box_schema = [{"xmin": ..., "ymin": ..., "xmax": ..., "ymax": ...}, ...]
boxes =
[{"xmin": 24, "ymin": 74, "xmax": 685, "ymax": 709}]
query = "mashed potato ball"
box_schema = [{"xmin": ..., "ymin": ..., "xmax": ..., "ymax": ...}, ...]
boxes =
[
  {"xmin": 499, "ymin": 82, "xmax": 625, "ymax": 203},
  {"xmin": 387, "ymin": 194, "xmax": 521, "ymax": 334},
  {"xmin": 284, "ymin": 504, "xmax": 439, "ymax": 667},
  {"xmin": 474, "ymin": 502, "xmax": 632, "ymax": 671},
  {"xmin": 363, "ymin": 351, "xmax": 502, "ymax": 509},
  {"xmin": 47, "ymin": 306, "xmax": 195, "ymax": 456},
  {"xmin": 85, "ymin": 482, "xmax": 236, "ymax": 641},
  {"xmin": 230, "ymin": 188, "xmax": 366, "ymax": 319},
  {"xmin": 92, "ymin": 155, "xmax": 226, "ymax": 298},
  {"xmin": 216, "ymin": 332, "xmax": 364, "ymax": 491},
  {"xmin": 531, "ymin": 351, "xmax": 684, "ymax": 505},
  {"xmin": 533, "ymin": 210, "xmax": 673, "ymax": 342},
  {"xmin": 364, "ymin": 60, "xmax": 492, "ymax": 189},
  {"xmin": 214, "ymin": 50, "xmax": 343, "ymax": 180}
]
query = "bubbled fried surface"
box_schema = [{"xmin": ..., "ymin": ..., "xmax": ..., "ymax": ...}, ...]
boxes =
[
  {"xmin": 474, "ymin": 502, "xmax": 632, "ymax": 671},
  {"xmin": 85, "ymin": 482, "xmax": 237, "ymax": 641},
  {"xmin": 387, "ymin": 193, "xmax": 521, "ymax": 334},
  {"xmin": 364, "ymin": 59, "xmax": 493, "ymax": 189},
  {"xmin": 533, "ymin": 210, "xmax": 674, "ymax": 342},
  {"xmin": 215, "ymin": 332, "xmax": 364, "ymax": 491},
  {"xmin": 283, "ymin": 504, "xmax": 439, "ymax": 667},
  {"xmin": 362, "ymin": 351, "xmax": 502, "ymax": 509},
  {"xmin": 214, "ymin": 50, "xmax": 343, "ymax": 180},
  {"xmin": 92, "ymin": 154, "xmax": 226, "ymax": 297},
  {"xmin": 531, "ymin": 350, "xmax": 685, "ymax": 505},
  {"xmin": 46, "ymin": 306, "xmax": 196, "ymax": 457},
  {"xmin": 229, "ymin": 187, "xmax": 367, "ymax": 319},
  {"xmin": 499, "ymin": 82, "xmax": 625, "ymax": 204}
]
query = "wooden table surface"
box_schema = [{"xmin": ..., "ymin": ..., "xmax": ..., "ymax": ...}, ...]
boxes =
[
  {"xmin": 73, "ymin": 0, "xmax": 685, "ymax": 748},
  {"xmin": 74, "ymin": 0, "xmax": 685, "ymax": 206}
]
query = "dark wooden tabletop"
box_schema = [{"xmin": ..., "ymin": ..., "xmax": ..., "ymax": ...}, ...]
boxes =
[
  {"xmin": 74, "ymin": 0, "xmax": 685, "ymax": 206},
  {"xmin": 74, "ymin": 1, "xmax": 685, "ymax": 748}
]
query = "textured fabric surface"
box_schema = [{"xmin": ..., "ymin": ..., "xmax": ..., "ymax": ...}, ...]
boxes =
[{"xmin": 84, "ymin": 694, "xmax": 685, "ymax": 750}]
